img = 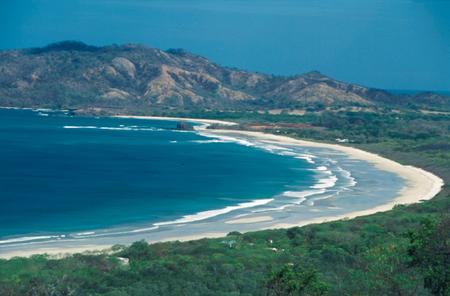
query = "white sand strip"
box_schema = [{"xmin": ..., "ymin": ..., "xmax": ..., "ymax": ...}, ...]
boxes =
[
  {"xmin": 226, "ymin": 216, "xmax": 274, "ymax": 224},
  {"xmin": 113, "ymin": 115, "xmax": 237, "ymax": 127},
  {"xmin": 0, "ymin": 245, "xmax": 111, "ymax": 259}
]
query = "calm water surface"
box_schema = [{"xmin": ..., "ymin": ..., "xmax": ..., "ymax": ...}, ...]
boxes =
[
  {"xmin": 0, "ymin": 109, "xmax": 315, "ymax": 238},
  {"xmin": 1, "ymin": 0, "xmax": 449, "ymax": 91}
]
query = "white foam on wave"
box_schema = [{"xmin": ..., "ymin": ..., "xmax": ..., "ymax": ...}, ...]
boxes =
[
  {"xmin": 197, "ymin": 132, "xmax": 255, "ymax": 147},
  {"xmin": 130, "ymin": 226, "xmax": 159, "ymax": 233},
  {"xmin": 64, "ymin": 125, "xmax": 97, "ymax": 129},
  {"xmin": 311, "ymin": 166, "xmax": 332, "ymax": 175},
  {"xmin": 63, "ymin": 125, "xmax": 162, "ymax": 131},
  {"xmin": 261, "ymin": 144, "xmax": 293, "ymax": 153},
  {"xmin": 336, "ymin": 166, "xmax": 357, "ymax": 187},
  {"xmin": 282, "ymin": 189, "xmax": 327, "ymax": 204},
  {"xmin": 306, "ymin": 194, "xmax": 337, "ymax": 206},
  {"xmin": 310, "ymin": 194, "xmax": 335, "ymax": 202},
  {"xmin": 295, "ymin": 154, "xmax": 316, "ymax": 164},
  {"xmin": 99, "ymin": 127, "xmax": 129, "ymax": 131},
  {"xmin": 154, "ymin": 198, "xmax": 274, "ymax": 226},
  {"xmin": 0, "ymin": 106, "xmax": 32, "ymax": 110},
  {"xmin": 33, "ymin": 108, "xmax": 53, "ymax": 112},
  {"xmin": 252, "ymin": 204, "xmax": 293, "ymax": 213},
  {"xmin": 0, "ymin": 235, "xmax": 61, "ymax": 245},
  {"xmin": 310, "ymin": 175, "xmax": 338, "ymax": 189},
  {"xmin": 278, "ymin": 151, "xmax": 297, "ymax": 156},
  {"xmin": 70, "ymin": 226, "xmax": 160, "ymax": 239},
  {"xmin": 251, "ymin": 189, "xmax": 328, "ymax": 213},
  {"xmin": 199, "ymin": 132, "xmax": 310, "ymax": 162},
  {"xmin": 228, "ymin": 138, "xmax": 255, "ymax": 147},
  {"xmin": 75, "ymin": 231, "xmax": 95, "ymax": 236},
  {"xmin": 191, "ymin": 139, "xmax": 229, "ymax": 144},
  {"xmin": 193, "ymin": 130, "xmax": 357, "ymax": 215}
]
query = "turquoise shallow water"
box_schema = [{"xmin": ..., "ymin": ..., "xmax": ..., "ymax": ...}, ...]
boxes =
[{"xmin": 0, "ymin": 108, "xmax": 316, "ymax": 239}]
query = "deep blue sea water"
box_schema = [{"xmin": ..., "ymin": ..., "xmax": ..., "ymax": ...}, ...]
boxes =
[
  {"xmin": 1, "ymin": 0, "xmax": 449, "ymax": 91},
  {"xmin": 0, "ymin": 108, "xmax": 407, "ymax": 252},
  {"xmin": 0, "ymin": 108, "xmax": 315, "ymax": 239}
]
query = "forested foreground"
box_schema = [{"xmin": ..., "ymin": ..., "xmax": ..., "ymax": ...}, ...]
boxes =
[{"xmin": 1, "ymin": 110, "xmax": 449, "ymax": 296}]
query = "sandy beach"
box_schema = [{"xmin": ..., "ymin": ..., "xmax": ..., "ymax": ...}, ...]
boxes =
[
  {"xmin": 0, "ymin": 115, "xmax": 444, "ymax": 259},
  {"xmin": 205, "ymin": 128, "xmax": 444, "ymax": 228},
  {"xmin": 111, "ymin": 116, "xmax": 445, "ymax": 232},
  {"xmin": 114, "ymin": 115, "xmax": 238, "ymax": 127}
]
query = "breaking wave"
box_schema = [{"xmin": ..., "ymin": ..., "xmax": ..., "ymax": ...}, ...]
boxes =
[{"xmin": 63, "ymin": 125, "xmax": 163, "ymax": 131}]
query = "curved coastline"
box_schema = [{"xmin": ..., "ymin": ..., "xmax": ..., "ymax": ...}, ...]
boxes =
[
  {"xmin": 117, "ymin": 115, "xmax": 444, "ymax": 228},
  {"xmin": 203, "ymin": 129, "xmax": 444, "ymax": 229},
  {"xmin": 0, "ymin": 115, "xmax": 444, "ymax": 259}
]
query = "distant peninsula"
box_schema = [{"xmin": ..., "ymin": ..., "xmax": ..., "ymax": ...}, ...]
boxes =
[{"xmin": 0, "ymin": 41, "xmax": 448, "ymax": 114}]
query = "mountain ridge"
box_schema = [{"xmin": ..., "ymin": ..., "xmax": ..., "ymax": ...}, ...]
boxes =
[{"xmin": 0, "ymin": 41, "xmax": 448, "ymax": 114}]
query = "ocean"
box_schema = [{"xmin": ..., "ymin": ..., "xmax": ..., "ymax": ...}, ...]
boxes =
[
  {"xmin": 2, "ymin": 0, "xmax": 449, "ymax": 91},
  {"xmin": 0, "ymin": 108, "xmax": 404, "ymax": 250},
  {"xmin": 0, "ymin": 109, "xmax": 316, "ymax": 239}
]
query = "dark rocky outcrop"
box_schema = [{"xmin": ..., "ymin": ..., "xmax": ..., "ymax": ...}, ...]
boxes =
[{"xmin": 176, "ymin": 122, "xmax": 194, "ymax": 131}]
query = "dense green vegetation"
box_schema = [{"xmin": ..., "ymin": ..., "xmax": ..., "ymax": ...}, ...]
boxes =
[{"xmin": 0, "ymin": 109, "xmax": 449, "ymax": 295}]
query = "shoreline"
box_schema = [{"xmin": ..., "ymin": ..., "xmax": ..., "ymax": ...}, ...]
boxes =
[
  {"xmin": 0, "ymin": 115, "xmax": 444, "ymax": 259},
  {"xmin": 114, "ymin": 115, "xmax": 238, "ymax": 127}
]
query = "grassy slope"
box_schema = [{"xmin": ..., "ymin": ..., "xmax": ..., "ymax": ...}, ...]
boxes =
[{"xmin": 0, "ymin": 110, "xmax": 449, "ymax": 296}]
